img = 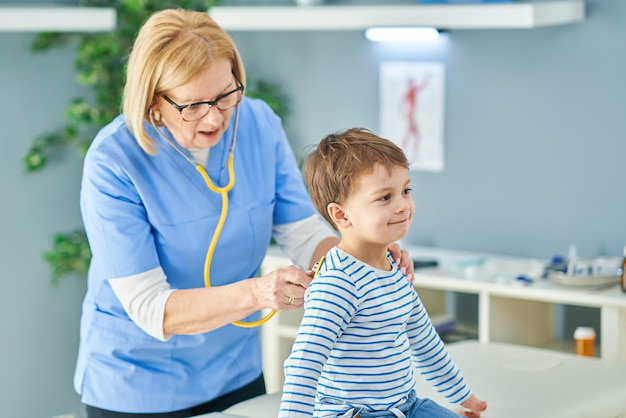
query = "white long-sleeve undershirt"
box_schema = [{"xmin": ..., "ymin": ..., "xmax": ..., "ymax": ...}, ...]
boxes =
[{"xmin": 109, "ymin": 214, "xmax": 336, "ymax": 341}]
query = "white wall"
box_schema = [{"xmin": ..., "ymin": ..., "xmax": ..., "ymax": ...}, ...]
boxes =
[{"xmin": 229, "ymin": 0, "xmax": 626, "ymax": 260}]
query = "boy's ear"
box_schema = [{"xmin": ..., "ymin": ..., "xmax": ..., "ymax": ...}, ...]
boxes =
[{"xmin": 327, "ymin": 202, "xmax": 350, "ymax": 228}]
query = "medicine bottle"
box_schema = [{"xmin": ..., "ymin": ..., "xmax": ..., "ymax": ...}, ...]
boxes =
[
  {"xmin": 574, "ymin": 327, "xmax": 595, "ymax": 357},
  {"xmin": 621, "ymin": 246, "xmax": 626, "ymax": 293}
]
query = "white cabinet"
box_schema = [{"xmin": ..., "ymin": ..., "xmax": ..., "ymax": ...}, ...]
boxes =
[{"xmin": 260, "ymin": 245, "xmax": 626, "ymax": 394}]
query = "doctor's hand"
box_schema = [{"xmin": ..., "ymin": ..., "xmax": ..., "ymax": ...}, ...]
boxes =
[
  {"xmin": 252, "ymin": 265, "xmax": 312, "ymax": 311},
  {"xmin": 388, "ymin": 242, "xmax": 414, "ymax": 283},
  {"xmin": 460, "ymin": 394, "xmax": 487, "ymax": 418}
]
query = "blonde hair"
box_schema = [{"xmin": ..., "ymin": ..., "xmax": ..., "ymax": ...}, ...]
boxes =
[
  {"xmin": 122, "ymin": 8, "xmax": 246, "ymax": 154},
  {"xmin": 303, "ymin": 128, "xmax": 409, "ymax": 229}
]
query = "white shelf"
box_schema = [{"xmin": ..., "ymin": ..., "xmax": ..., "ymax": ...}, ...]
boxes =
[
  {"xmin": 0, "ymin": 7, "xmax": 116, "ymax": 32},
  {"xmin": 209, "ymin": 1, "xmax": 585, "ymax": 31}
]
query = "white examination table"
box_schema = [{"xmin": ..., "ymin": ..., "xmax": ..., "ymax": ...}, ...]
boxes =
[{"xmin": 201, "ymin": 340, "xmax": 626, "ymax": 418}]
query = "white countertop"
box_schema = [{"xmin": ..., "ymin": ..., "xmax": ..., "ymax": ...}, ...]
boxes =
[{"xmin": 406, "ymin": 245, "xmax": 626, "ymax": 309}]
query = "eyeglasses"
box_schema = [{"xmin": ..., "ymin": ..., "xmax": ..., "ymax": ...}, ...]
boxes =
[{"xmin": 162, "ymin": 73, "xmax": 245, "ymax": 122}]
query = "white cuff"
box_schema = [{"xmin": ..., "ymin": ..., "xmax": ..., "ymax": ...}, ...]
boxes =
[{"xmin": 108, "ymin": 267, "xmax": 175, "ymax": 341}]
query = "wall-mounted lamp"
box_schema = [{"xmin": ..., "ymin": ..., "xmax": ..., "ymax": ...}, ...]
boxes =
[{"xmin": 364, "ymin": 27, "xmax": 440, "ymax": 42}]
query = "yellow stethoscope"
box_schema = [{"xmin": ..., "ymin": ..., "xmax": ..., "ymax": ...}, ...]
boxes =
[{"xmin": 151, "ymin": 105, "xmax": 276, "ymax": 328}]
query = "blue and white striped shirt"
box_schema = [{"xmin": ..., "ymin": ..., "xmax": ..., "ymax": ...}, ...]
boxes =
[{"xmin": 280, "ymin": 247, "xmax": 470, "ymax": 417}]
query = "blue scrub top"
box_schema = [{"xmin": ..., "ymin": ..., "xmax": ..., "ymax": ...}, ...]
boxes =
[{"xmin": 74, "ymin": 98, "xmax": 316, "ymax": 413}]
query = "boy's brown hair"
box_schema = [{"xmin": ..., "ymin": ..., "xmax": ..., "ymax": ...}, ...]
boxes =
[{"xmin": 303, "ymin": 127, "xmax": 409, "ymax": 229}]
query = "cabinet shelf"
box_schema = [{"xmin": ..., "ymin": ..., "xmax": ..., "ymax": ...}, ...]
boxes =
[
  {"xmin": 209, "ymin": 1, "xmax": 585, "ymax": 31},
  {"xmin": 0, "ymin": 6, "xmax": 116, "ymax": 32}
]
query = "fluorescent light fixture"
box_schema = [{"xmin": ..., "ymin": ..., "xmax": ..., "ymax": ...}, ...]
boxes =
[{"xmin": 364, "ymin": 27, "xmax": 440, "ymax": 42}]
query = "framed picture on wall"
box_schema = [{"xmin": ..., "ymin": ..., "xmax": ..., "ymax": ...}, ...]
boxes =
[{"xmin": 379, "ymin": 61, "xmax": 445, "ymax": 172}]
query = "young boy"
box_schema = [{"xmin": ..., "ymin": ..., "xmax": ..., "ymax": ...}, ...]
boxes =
[{"xmin": 279, "ymin": 128, "xmax": 487, "ymax": 418}]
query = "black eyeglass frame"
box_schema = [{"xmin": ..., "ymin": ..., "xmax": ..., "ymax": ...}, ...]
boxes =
[{"xmin": 162, "ymin": 72, "xmax": 245, "ymax": 122}]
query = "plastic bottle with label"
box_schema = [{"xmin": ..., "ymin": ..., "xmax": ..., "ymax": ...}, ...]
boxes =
[
  {"xmin": 621, "ymin": 246, "xmax": 626, "ymax": 293},
  {"xmin": 574, "ymin": 327, "xmax": 596, "ymax": 357}
]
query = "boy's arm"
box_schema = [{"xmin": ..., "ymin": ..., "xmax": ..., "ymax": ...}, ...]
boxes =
[
  {"xmin": 279, "ymin": 270, "xmax": 357, "ymax": 417},
  {"xmin": 406, "ymin": 292, "xmax": 472, "ymax": 404},
  {"xmin": 407, "ymin": 292, "xmax": 487, "ymax": 416}
]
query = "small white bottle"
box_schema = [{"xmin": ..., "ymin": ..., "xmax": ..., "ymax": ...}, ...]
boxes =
[
  {"xmin": 568, "ymin": 243, "xmax": 577, "ymax": 260},
  {"xmin": 620, "ymin": 247, "xmax": 626, "ymax": 293},
  {"xmin": 566, "ymin": 243, "xmax": 579, "ymax": 276}
]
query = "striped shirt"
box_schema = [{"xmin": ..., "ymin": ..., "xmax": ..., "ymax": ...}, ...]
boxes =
[{"xmin": 279, "ymin": 247, "xmax": 470, "ymax": 417}]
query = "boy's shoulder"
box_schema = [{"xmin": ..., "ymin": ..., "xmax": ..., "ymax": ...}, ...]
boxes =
[
  {"xmin": 316, "ymin": 247, "xmax": 382, "ymax": 284},
  {"xmin": 307, "ymin": 249, "xmax": 359, "ymax": 299},
  {"xmin": 319, "ymin": 247, "xmax": 356, "ymax": 271},
  {"xmin": 311, "ymin": 247, "xmax": 354, "ymax": 281}
]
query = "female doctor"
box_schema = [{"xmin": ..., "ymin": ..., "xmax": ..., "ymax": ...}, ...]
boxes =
[{"xmin": 75, "ymin": 8, "xmax": 414, "ymax": 418}]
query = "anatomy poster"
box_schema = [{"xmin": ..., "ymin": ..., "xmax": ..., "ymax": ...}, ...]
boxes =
[{"xmin": 379, "ymin": 62, "xmax": 445, "ymax": 172}]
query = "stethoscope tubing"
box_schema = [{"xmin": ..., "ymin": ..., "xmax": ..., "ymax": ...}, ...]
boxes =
[{"xmin": 150, "ymin": 105, "xmax": 276, "ymax": 327}]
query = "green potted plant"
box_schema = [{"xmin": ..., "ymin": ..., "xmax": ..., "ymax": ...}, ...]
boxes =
[{"xmin": 25, "ymin": 0, "xmax": 290, "ymax": 283}]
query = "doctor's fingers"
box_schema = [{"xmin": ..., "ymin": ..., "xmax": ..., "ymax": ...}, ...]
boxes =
[
  {"xmin": 388, "ymin": 243, "xmax": 414, "ymax": 282},
  {"xmin": 267, "ymin": 266, "xmax": 311, "ymax": 295},
  {"xmin": 279, "ymin": 264, "xmax": 313, "ymax": 288},
  {"xmin": 256, "ymin": 267, "xmax": 309, "ymax": 309}
]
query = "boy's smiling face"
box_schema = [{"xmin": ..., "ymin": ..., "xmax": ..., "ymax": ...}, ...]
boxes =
[{"xmin": 331, "ymin": 163, "xmax": 414, "ymax": 253}]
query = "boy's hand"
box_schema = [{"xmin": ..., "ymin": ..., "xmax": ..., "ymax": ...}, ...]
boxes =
[{"xmin": 460, "ymin": 394, "xmax": 487, "ymax": 418}]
